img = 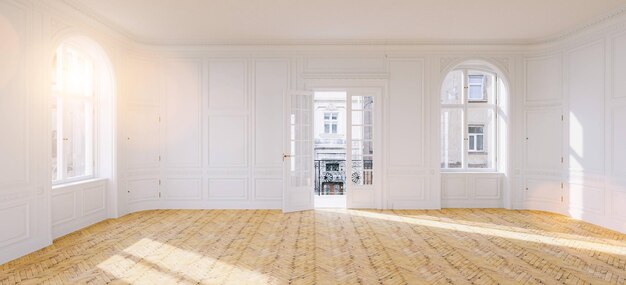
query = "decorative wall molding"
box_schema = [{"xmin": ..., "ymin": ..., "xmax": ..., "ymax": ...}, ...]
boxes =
[{"xmin": 0, "ymin": 202, "xmax": 30, "ymax": 248}]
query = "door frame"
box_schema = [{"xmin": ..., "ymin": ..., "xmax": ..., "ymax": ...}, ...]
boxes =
[{"xmin": 304, "ymin": 79, "xmax": 387, "ymax": 209}]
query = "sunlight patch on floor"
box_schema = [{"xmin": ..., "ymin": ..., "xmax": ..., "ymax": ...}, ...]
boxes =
[
  {"xmin": 97, "ymin": 238, "xmax": 272, "ymax": 284},
  {"xmin": 347, "ymin": 210, "xmax": 626, "ymax": 256}
]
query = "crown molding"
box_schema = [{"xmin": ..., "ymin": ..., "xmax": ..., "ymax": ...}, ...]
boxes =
[
  {"xmin": 529, "ymin": 3, "xmax": 626, "ymax": 45},
  {"xmin": 57, "ymin": 0, "xmax": 626, "ymax": 47}
]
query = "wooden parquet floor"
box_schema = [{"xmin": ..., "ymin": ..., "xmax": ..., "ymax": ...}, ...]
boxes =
[{"xmin": 1, "ymin": 209, "xmax": 626, "ymax": 285}]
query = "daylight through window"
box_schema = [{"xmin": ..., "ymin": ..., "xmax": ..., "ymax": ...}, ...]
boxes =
[
  {"xmin": 441, "ymin": 69, "xmax": 497, "ymax": 170},
  {"xmin": 51, "ymin": 44, "xmax": 96, "ymax": 184}
]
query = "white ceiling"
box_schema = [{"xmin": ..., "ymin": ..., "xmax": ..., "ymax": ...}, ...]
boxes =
[{"xmin": 68, "ymin": 0, "xmax": 626, "ymax": 45}]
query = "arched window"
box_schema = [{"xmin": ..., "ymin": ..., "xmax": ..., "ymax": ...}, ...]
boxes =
[
  {"xmin": 51, "ymin": 37, "xmax": 114, "ymax": 184},
  {"xmin": 441, "ymin": 68, "xmax": 498, "ymax": 171}
]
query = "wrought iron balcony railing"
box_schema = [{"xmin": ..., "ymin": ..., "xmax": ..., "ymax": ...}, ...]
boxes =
[{"xmin": 314, "ymin": 159, "xmax": 373, "ymax": 195}]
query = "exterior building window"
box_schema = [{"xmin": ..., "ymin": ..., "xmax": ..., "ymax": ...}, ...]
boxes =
[
  {"xmin": 441, "ymin": 70, "xmax": 497, "ymax": 170},
  {"xmin": 51, "ymin": 44, "xmax": 95, "ymax": 184},
  {"xmin": 468, "ymin": 75, "xmax": 486, "ymax": 101},
  {"xmin": 324, "ymin": 112, "xmax": 338, "ymax": 134},
  {"xmin": 468, "ymin": 125, "xmax": 484, "ymax": 152}
]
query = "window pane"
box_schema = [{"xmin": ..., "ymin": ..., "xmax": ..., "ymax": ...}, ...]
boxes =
[
  {"xmin": 468, "ymin": 75, "xmax": 483, "ymax": 84},
  {"xmin": 469, "ymin": 126, "xmax": 484, "ymax": 134},
  {"xmin": 468, "ymin": 72, "xmax": 496, "ymax": 104},
  {"xmin": 352, "ymin": 95, "xmax": 373, "ymax": 110},
  {"xmin": 467, "ymin": 108, "xmax": 494, "ymax": 169},
  {"xmin": 468, "ymin": 85, "xmax": 483, "ymax": 100},
  {"xmin": 469, "ymin": 136, "xmax": 475, "ymax": 150},
  {"xmin": 51, "ymin": 106, "xmax": 58, "ymax": 181},
  {"xmin": 63, "ymin": 100, "xmax": 93, "ymax": 179},
  {"xmin": 352, "ymin": 126, "xmax": 362, "ymax": 140},
  {"xmin": 363, "ymin": 126, "xmax": 373, "ymax": 140},
  {"xmin": 351, "ymin": 95, "xmax": 374, "ymax": 185},
  {"xmin": 441, "ymin": 108, "xmax": 463, "ymax": 169},
  {"xmin": 441, "ymin": 70, "xmax": 463, "ymax": 104}
]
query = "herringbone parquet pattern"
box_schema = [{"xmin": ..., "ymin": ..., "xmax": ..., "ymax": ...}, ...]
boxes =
[{"xmin": 1, "ymin": 209, "xmax": 625, "ymax": 284}]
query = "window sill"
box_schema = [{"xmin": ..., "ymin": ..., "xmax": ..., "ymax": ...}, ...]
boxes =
[
  {"xmin": 440, "ymin": 171, "xmax": 503, "ymax": 175},
  {"xmin": 52, "ymin": 178, "xmax": 107, "ymax": 190}
]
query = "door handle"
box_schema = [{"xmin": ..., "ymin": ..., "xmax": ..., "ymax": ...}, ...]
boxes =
[{"xmin": 283, "ymin": 154, "xmax": 294, "ymax": 161}]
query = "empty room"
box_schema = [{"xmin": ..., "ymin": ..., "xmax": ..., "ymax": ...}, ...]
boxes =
[{"xmin": 2, "ymin": 0, "xmax": 626, "ymax": 284}]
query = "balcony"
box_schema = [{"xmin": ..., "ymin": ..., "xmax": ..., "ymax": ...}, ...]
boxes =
[{"xmin": 314, "ymin": 159, "xmax": 373, "ymax": 195}]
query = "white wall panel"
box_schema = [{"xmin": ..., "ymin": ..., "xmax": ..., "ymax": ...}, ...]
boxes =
[
  {"xmin": 164, "ymin": 178, "xmax": 201, "ymax": 200},
  {"xmin": 388, "ymin": 176, "xmax": 425, "ymax": 201},
  {"xmin": 568, "ymin": 42, "xmax": 605, "ymax": 173},
  {"xmin": 126, "ymin": 57, "xmax": 162, "ymax": 104},
  {"xmin": 125, "ymin": 104, "xmax": 160, "ymax": 169},
  {"xmin": 208, "ymin": 60, "xmax": 247, "ymax": 110},
  {"xmin": 0, "ymin": 203, "xmax": 29, "ymax": 247},
  {"xmin": 51, "ymin": 180, "xmax": 108, "ymax": 239},
  {"xmin": 568, "ymin": 184, "xmax": 604, "ymax": 214},
  {"xmin": 442, "ymin": 177, "xmax": 467, "ymax": 199},
  {"xmin": 83, "ymin": 185, "xmax": 106, "ymax": 215},
  {"xmin": 208, "ymin": 179, "xmax": 247, "ymax": 200},
  {"xmin": 165, "ymin": 60, "xmax": 202, "ymax": 168},
  {"xmin": 613, "ymin": 33, "xmax": 626, "ymax": 98},
  {"xmin": 612, "ymin": 191, "xmax": 626, "ymax": 220},
  {"xmin": 474, "ymin": 177, "xmax": 501, "ymax": 200},
  {"xmin": 254, "ymin": 60, "xmax": 288, "ymax": 167},
  {"xmin": 0, "ymin": 7, "xmax": 27, "ymax": 187},
  {"xmin": 612, "ymin": 106, "xmax": 626, "ymax": 176},
  {"xmin": 208, "ymin": 115, "xmax": 247, "ymax": 167},
  {"xmin": 388, "ymin": 60, "xmax": 424, "ymax": 167},
  {"xmin": 525, "ymin": 177, "xmax": 561, "ymax": 203},
  {"xmin": 254, "ymin": 179, "xmax": 282, "ymax": 200},
  {"xmin": 128, "ymin": 178, "xmax": 160, "ymax": 202},
  {"xmin": 525, "ymin": 55, "xmax": 562, "ymax": 103},
  {"xmin": 524, "ymin": 109, "xmax": 562, "ymax": 171},
  {"xmin": 51, "ymin": 192, "xmax": 75, "ymax": 225},
  {"xmin": 442, "ymin": 174, "xmax": 502, "ymax": 207}
]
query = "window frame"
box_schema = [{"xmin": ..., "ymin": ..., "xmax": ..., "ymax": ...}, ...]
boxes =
[
  {"xmin": 323, "ymin": 111, "xmax": 339, "ymax": 134},
  {"xmin": 467, "ymin": 74, "xmax": 486, "ymax": 102},
  {"xmin": 468, "ymin": 124, "xmax": 485, "ymax": 153},
  {"xmin": 51, "ymin": 43, "xmax": 97, "ymax": 185},
  {"xmin": 441, "ymin": 69, "xmax": 498, "ymax": 172}
]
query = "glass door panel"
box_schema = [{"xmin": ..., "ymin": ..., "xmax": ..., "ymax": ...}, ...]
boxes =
[{"xmin": 283, "ymin": 91, "xmax": 314, "ymax": 213}]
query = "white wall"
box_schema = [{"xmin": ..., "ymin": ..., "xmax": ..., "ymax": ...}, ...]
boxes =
[
  {"xmin": 0, "ymin": 0, "xmax": 127, "ymax": 264},
  {"xmin": 119, "ymin": 52, "xmax": 520, "ymax": 213},
  {"xmin": 519, "ymin": 18, "xmax": 626, "ymax": 233}
]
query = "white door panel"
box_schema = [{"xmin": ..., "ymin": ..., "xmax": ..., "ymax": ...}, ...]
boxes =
[
  {"xmin": 347, "ymin": 89, "xmax": 381, "ymax": 209},
  {"xmin": 283, "ymin": 91, "xmax": 315, "ymax": 213}
]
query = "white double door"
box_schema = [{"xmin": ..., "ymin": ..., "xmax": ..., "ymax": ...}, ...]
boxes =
[{"xmin": 282, "ymin": 89, "xmax": 381, "ymax": 213}]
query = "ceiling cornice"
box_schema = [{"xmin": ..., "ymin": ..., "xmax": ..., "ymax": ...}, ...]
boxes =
[
  {"xmin": 529, "ymin": 3, "xmax": 626, "ymax": 44},
  {"xmin": 58, "ymin": 0, "xmax": 626, "ymax": 47}
]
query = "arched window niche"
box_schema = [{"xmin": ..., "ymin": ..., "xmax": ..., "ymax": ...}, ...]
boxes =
[
  {"xmin": 439, "ymin": 59, "xmax": 512, "ymax": 207},
  {"xmin": 50, "ymin": 35, "xmax": 116, "ymax": 192}
]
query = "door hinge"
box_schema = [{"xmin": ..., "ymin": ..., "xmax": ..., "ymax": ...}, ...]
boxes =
[
  {"xmin": 561, "ymin": 114, "xmax": 564, "ymax": 121},
  {"xmin": 159, "ymin": 192, "xmax": 161, "ymax": 198},
  {"xmin": 561, "ymin": 157, "xmax": 564, "ymax": 164},
  {"xmin": 158, "ymin": 116, "xmax": 161, "ymax": 123},
  {"xmin": 158, "ymin": 179, "xmax": 161, "ymax": 185},
  {"xmin": 561, "ymin": 196, "xmax": 564, "ymax": 203},
  {"xmin": 158, "ymin": 155, "xmax": 161, "ymax": 161},
  {"xmin": 560, "ymin": 182, "xmax": 564, "ymax": 189}
]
